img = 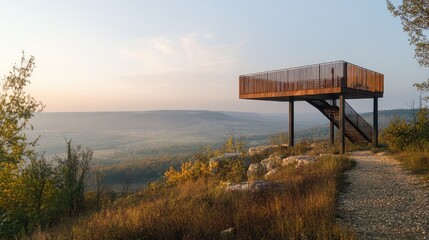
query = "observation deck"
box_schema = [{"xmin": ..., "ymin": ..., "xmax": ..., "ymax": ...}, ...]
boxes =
[
  {"xmin": 239, "ymin": 61, "xmax": 384, "ymax": 154},
  {"xmin": 239, "ymin": 61, "xmax": 383, "ymax": 101}
]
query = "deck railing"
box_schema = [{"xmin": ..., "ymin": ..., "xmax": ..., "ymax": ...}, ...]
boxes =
[
  {"xmin": 346, "ymin": 63, "xmax": 384, "ymax": 93},
  {"xmin": 344, "ymin": 101, "xmax": 372, "ymax": 141},
  {"xmin": 239, "ymin": 61, "xmax": 384, "ymax": 95}
]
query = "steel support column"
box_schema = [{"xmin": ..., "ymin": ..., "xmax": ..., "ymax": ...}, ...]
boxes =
[
  {"xmin": 289, "ymin": 99, "xmax": 294, "ymax": 147},
  {"xmin": 373, "ymin": 97, "xmax": 378, "ymax": 148},
  {"xmin": 339, "ymin": 95, "xmax": 345, "ymax": 154},
  {"xmin": 330, "ymin": 99, "xmax": 336, "ymax": 146}
]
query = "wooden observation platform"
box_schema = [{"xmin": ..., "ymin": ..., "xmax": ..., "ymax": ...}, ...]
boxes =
[{"xmin": 239, "ymin": 61, "xmax": 384, "ymax": 154}]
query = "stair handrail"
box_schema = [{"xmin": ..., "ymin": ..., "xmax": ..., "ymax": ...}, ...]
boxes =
[{"xmin": 344, "ymin": 101, "xmax": 372, "ymax": 141}]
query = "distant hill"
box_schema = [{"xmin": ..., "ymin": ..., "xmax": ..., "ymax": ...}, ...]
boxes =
[
  {"xmin": 27, "ymin": 110, "xmax": 293, "ymax": 159},
  {"xmin": 296, "ymin": 109, "xmax": 416, "ymax": 139},
  {"xmin": 361, "ymin": 109, "xmax": 415, "ymax": 127},
  {"xmin": 27, "ymin": 109, "xmax": 415, "ymax": 161}
]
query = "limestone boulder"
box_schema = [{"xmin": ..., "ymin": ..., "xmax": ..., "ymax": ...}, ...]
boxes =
[
  {"xmin": 264, "ymin": 167, "xmax": 280, "ymax": 179},
  {"xmin": 247, "ymin": 163, "xmax": 265, "ymax": 180},
  {"xmin": 282, "ymin": 155, "xmax": 316, "ymax": 167},
  {"xmin": 260, "ymin": 154, "xmax": 282, "ymax": 172},
  {"xmin": 225, "ymin": 180, "xmax": 281, "ymax": 192},
  {"xmin": 248, "ymin": 144, "xmax": 287, "ymax": 155}
]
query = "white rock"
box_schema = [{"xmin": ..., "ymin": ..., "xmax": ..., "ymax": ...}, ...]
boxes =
[
  {"xmin": 260, "ymin": 154, "xmax": 282, "ymax": 171},
  {"xmin": 247, "ymin": 163, "xmax": 265, "ymax": 180},
  {"xmin": 225, "ymin": 180, "xmax": 280, "ymax": 192},
  {"xmin": 248, "ymin": 144, "xmax": 287, "ymax": 155},
  {"xmin": 265, "ymin": 167, "xmax": 280, "ymax": 179},
  {"xmin": 220, "ymin": 227, "xmax": 234, "ymax": 239},
  {"xmin": 282, "ymin": 155, "xmax": 316, "ymax": 167}
]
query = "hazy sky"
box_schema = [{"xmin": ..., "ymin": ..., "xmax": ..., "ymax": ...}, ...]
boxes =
[{"xmin": 1, "ymin": 0, "xmax": 428, "ymax": 113}]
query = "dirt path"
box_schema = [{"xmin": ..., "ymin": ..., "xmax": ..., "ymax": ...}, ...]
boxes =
[{"xmin": 337, "ymin": 151, "xmax": 429, "ymax": 239}]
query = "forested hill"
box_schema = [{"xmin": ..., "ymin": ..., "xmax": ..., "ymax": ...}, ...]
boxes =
[{"xmin": 360, "ymin": 109, "xmax": 415, "ymax": 126}]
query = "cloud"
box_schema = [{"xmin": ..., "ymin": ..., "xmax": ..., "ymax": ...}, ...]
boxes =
[{"xmin": 118, "ymin": 33, "xmax": 239, "ymax": 74}]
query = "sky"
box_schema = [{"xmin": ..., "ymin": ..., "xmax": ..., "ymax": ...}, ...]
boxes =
[{"xmin": 0, "ymin": 0, "xmax": 428, "ymax": 114}]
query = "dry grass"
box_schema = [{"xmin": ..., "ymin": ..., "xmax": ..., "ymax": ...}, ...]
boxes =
[
  {"xmin": 32, "ymin": 155, "xmax": 356, "ymax": 240},
  {"xmin": 386, "ymin": 141, "xmax": 429, "ymax": 177},
  {"xmin": 398, "ymin": 151, "xmax": 429, "ymax": 176}
]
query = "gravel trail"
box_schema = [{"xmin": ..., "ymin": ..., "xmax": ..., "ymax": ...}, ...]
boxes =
[{"xmin": 337, "ymin": 151, "xmax": 429, "ymax": 239}]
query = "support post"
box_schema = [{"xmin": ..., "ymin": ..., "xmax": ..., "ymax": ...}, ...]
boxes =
[
  {"xmin": 330, "ymin": 99, "xmax": 336, "ymax": 146},
  {"xmin": 289, "ymin": 99, "xmax": 294, "ymax": 147},
  {"xmin": 373, "ymin": 97, "xmax": 378, "ymax": 148},
  {"xmin": 339, "ymin": 95, "xmax": 345, "ymax": 154}
]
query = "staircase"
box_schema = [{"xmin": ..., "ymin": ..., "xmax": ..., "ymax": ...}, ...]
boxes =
[{"xmin": 306, "ymin": 99, "xmax": 372, "ymax": 143}]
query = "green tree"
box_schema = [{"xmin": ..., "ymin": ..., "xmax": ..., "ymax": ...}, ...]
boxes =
[
  {"xmin": 94, "ymin": 170, "xmax": 105, "ymax": 212},
  {"xmin": 0, "ymin": 52, "xmax": 44, "ymax": 163},
  {"xmin": 55, "ymin": 140, "xmax": 93, "ymax": 216},
  {"xmin": 387, "ymin": 1, "xmax": 429, "ymax": 149},
  {"xmin": 387, "ymin": 0, "xmax": 429, "ymax": 67},
  {"xmin": 21, "ymin": 154, "xmax": 58, "ymax": 231},
  {"xmin": 387, "ymin": 0, "xmax": 429, "ymax": 101},
  {"xmin": 0, "ymin": 54, "xmax": 95, "ymax": 238},
  {"xmin": 0, "ymin": 53, "xmax": 46, "ymax": 238},
  {"xmin": 415, "ymin": 80, "xmax": 429, "ymax": 103}
]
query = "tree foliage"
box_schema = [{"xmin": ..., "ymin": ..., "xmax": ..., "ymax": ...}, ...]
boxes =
[
  {"xmin": 217, "ymin": 134, "xmax": 247, "ymax": 155},
  {"xmin": 0, "ymin": 54, "xmax": 93, "ymax": 238},
  {"xmin": 386, "ymin": 1, "xmax": 429, "ymax": 150},
  {"xmin": 387, "ymin": 0, "xmax": 429, "ymax": 101},
  {"xmin": 0, "ymin": 141, "xmax": 93, "ymax": 238},
  {"xmin": 381, "ymin": 116, "xmax": 416, "ymax": 151},
  {"xmin": 54, "ymin": 140, "xmax": 93, "ymax": 216},
  {"xmin": 381, "ymin": 108, "xmax": 429, "ymax": 151},
  {"xmin": 387, "ymin": 0, "xmax": 429, "ymax": 67},
  {"xmin": 415, "ymin": 80, "xmax": 429, "ymax": 103},
  {"xmin": 0, "ymin": 53, "xmax": 44, "ymax": 163}
]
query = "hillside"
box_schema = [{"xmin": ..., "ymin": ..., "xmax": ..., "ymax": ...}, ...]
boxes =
[{"xmin": 31, "ymin": 142, "xmax": 356, "ymax": 239}]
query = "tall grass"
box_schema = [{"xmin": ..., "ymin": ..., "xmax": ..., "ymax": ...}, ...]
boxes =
[
  {"xmin": 396, "ymin": 142, "xmax": 429, "ymax": 176},
  {"xmin": 33, "ymin": 155, "xmax": 356, "ymax": 240}
]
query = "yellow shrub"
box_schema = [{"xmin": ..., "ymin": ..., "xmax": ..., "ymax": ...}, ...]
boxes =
[{"xmin": 164, "ymin": 160, "xmax": 211, "ymax": 184}]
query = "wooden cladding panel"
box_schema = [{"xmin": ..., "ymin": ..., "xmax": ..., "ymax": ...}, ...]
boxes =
[
  {"xmin": 346, "ymin": 63, "xmax": 384, "ymax": 93},
  {"xmin": 239, "ymin": 61, "xmax": 383, "ymax": 99}
]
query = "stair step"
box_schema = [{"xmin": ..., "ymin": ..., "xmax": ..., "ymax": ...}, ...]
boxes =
[{"xmin": 306, "ymin": 99, "xmax": 372, "ymax": 143}]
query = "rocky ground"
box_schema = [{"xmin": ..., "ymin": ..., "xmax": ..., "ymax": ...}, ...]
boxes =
[{"xmin": 337, "ymin": 151, "xmax": 429, "ymax": 239}]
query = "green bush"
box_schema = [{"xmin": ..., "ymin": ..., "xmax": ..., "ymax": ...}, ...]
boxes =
[{"xmin": 381, "ymin": 116, "xmax": 416, "ymax": 151}]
